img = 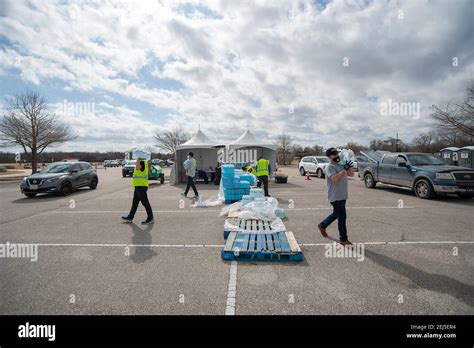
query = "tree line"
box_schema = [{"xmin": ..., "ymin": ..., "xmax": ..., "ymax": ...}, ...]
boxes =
[
  {"xmin": 274, "ymin": 84, "xmax": 473, "ymax": 164},
  {"xmin": 1, "ymin": 84, "xmax": 472, "ymax": 171}
]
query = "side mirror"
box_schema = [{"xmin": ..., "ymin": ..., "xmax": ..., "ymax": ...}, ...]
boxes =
[{"xmin": 398, "ymin": 162, "xmax": 407, "ymax": 167}]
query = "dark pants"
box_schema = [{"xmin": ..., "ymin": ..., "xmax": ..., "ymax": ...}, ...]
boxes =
[
  {"xmin": 320, "ymin": 200, "xmax": 348, "ymax": 241},
  {"xmin": 257, "ymin": 175, "xmax": 269, "ymax": 196},
  {"xmin": 197, "ymin": 170, "xmax": 209, "ymax": 184},
  {"xmin": 184, "ymin": 175, "xmax": 198, "ymax": 196},
  {"xmin": 128, "ymin": 186, "xmax": 153, "ymax": 220}
]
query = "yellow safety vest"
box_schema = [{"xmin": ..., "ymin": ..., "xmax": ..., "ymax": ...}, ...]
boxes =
[
  {"xmin": 246, "ymin": 165, "xmax": 256, "ymax": 175},
  {"xmin": 256, "ymin": 159, "xmax": 269, "ymax": 177},
  {"xmin": 132, "ymin": 160, "xmax": 149, "ymax": 187}
]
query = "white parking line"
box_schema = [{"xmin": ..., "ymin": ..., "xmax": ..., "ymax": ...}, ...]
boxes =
[
  {"xmin": 26, "ymin": 243, "xmax": 223, "ymax": 248},
  {"xmin": 7, "ymin": 240, "xmax": 473, "ymax": 248},
  {"xmin": 274, "ymin": 192, "xmax": 363, "ymax": 196},
  {"xmin": 47, "ymin": 206, "xmax": 414, "ymax": 214},
  {"xmin": 225, "ymin": 261, "xmax": 238, "ymax": 315},
  {"xmin": 49, "ymin": 210, "xmax": 221, "ymax": 214},
  {"xmin": 300, "ymin": 240, "xmax": 474, "ymax": 246},
  {"xmin": 289, "ymin": 206, "xmax": 415, "ymax": 210}
]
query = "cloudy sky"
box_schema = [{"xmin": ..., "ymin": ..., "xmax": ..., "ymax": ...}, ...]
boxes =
[{"xmin": 0, "ymin": 0, "xmax": 472, "ymax": 152}]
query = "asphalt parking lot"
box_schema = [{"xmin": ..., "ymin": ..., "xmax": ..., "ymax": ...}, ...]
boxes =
[{"xmin": 0, "ymin": 166, "xmax": 473, "ymax": 315}]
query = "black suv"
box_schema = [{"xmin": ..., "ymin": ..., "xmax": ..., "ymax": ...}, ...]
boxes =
[{"xmin": 20, "ymin": 161, "xmax": 99, "ymax": 197}]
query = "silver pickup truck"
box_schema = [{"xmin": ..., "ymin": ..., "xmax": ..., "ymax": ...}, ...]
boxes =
[{"xmin": 358, "ymin": 150, "xmax": 474, "ymax": 199}]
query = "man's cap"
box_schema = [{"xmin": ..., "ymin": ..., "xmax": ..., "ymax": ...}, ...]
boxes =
[{"xmin": 325, "ymin": 147, "xmax": 339, "ymax": 157}]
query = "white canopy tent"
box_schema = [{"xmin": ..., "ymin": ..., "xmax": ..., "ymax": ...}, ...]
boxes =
[
  {"xmin": 228, "ymin": 130, "xmax": 277, "ymax": 173},
  {"xmin": 170, "ymin": 129, "xmax": 220, "ymax": 184}
]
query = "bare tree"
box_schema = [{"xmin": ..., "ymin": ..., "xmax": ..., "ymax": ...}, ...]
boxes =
[
  {"xmin": 411, "ymin": 132, "xmax": 436, "ymax": 153},
  {"xmin": 369, "ymin": 137, "xmax": 408, "ymax": 152},
  {"xmin": 0, "ymin": 91, "xmax": 76, "ymax": 173},
  {"xmin": 154, "ymin": 128, "xmax": 190, "ymax": 154},
  {"xmin": 344, "ymin": 142, "xmax": 364, "ymax": 155},
  {"xmin": 312, "ymin": 145, "xmax": 325, "ymax": 155},
  {"xmin": 430, "ymin": 84, "xmax": 474, "ymax": 139},
  {"xmin": 274, "ymin": 133, "xmax": 293, "ymax": 165}
]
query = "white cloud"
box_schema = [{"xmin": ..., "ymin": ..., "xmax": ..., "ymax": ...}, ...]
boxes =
[{"xmin": 0, "ymin": 0, "xmax": 472, "ymax": 151}]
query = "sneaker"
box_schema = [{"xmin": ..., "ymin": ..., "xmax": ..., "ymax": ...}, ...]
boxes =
[
  {"xmin": 181, "ymin": 192, "xmax": 187, "ymax": 197},
  {"xmin": 121, "ymin": 215, "xmax": 133, "ymax": 223},
  {"xmin": 317, "ymin": 223, "xmax": 328, "ymax": 237},
  {"xmin": 141, "ymin": 218, "xmax": 154, "ymax": 225},
  {"xmin": 339, "ymin": 240, "xmax": 353, "ymax": 247},
  {"xmin": 192, "ymin": 195, "xmax": 199, "ymax": 199}
]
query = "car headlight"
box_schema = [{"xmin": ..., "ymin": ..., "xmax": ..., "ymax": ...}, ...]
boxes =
[
  {"xmin": 22, "ymin": 177, "xmax": 27, "ymax": 182},
  {"xmin": 46, "ymin": 175, "xmax": 66, "ymax": 183},
  {"xmin": 435, "ymin": 173, "xmax": 453, "ymax": 180}
]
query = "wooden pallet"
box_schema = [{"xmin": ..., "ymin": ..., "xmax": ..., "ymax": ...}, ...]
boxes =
[
  {"xmin": 223, "ymin": 217, "xmax": 283, "ymax": 239},
  {"xmin": 221, "ymin": 231, "xmax": 303, "ymax": 262}
]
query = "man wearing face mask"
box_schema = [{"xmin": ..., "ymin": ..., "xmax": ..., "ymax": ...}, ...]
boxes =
[{"xmin": 318, "ymin": 147, "xmax": 354, "ymax": 246}]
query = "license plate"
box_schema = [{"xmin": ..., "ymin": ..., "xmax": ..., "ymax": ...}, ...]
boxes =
[{"xmin": 29, "ymin": 184, "xmax": 38, "ymax": 190}]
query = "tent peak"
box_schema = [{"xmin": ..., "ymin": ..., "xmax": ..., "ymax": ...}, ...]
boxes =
[{"xmin": 176, "ymin": 128, "xmax": 216, "ymax": 150}]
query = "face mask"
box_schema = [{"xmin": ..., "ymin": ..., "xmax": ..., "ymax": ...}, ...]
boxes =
[{"xmin": 333, "ymin": 156, "xmax": 340, "ymax": 163}]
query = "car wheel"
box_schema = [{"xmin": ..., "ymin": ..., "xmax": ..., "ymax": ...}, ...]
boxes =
[
  {"xmin": 414, "ymin": 179, "xmax": 436, "ymax": 199},
  {"xmin": 317, "ymin": 168, "xmax": 324, "ymax": 178},
  {"xmin": 299, "ymin": 167, "xmax": 306, "ymax": 176},
  {"xmin": 160, "ymin": 174, "xmax": 165, "ymax": 184},
  {"xmin": 59, "ymin": 181, "xmax": 73, "ymax": 196},
  {"xmin": 89, "ymin": 177, "xmax": 98, "ymax": 189},
  {"xmin": 122, "ymin": 172, "xmax": 126, "ymax": 177},
  {"xmin": 457, "ymin": 193, "xmax": 474, "ymax": 199},
  {"xmin": 24, "ymin": 193, "xmax": 37, "ymax": 197},
  {"xmin": 364, "ymin": 173, "xmax": 377, "ymax": 188}
]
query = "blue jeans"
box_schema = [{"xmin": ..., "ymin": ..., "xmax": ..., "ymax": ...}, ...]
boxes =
[
  {"xmin": 184, "ymin": 175, "xmax": 198, "ymax": 196},
  {"xmin": 320, "ymin": 200, "xmax": 348, "ymax": 241}
]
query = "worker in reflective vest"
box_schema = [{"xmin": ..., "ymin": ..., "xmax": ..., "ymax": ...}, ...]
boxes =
[
  {"xmin": 256, "ymin": 156, "xmax": 271, "ymax": 197},
  {"xmin": 122, "ymin": 158, "xmax": 154, "ymax": 225},
  {"xmin": 243, "ymin": 164, "xmax": 256, "ymax": 175}
]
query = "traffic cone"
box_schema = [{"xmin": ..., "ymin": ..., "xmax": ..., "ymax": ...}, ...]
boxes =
[{"xmin": 305, "ymin": 171, "xmax": 311, "ymax": 180}]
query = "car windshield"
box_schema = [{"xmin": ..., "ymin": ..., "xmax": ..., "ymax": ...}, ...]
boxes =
[
  {"xmin": 316, "ymin": 158, "xmax": 329, "ymax": 163},
  {"xmin": 407, "ymin": 154, "xmax": 446, "ymax": 166},
  {"xmin": 126, "ymin": 161, "xmax": 136, "ymax": 165},
  {"xmin": 41, "ymin": 164, "xmax": 72, "ymax": 173}
]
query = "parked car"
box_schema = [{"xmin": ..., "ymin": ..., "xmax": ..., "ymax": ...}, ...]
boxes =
[
  {"xmin": 165, "ymin": 159, "xmax": 174, "ymax": 166},
  {"xmin": 20, "ymin": 161, "xmax": 98, "ymax": 197},
  {"xmin": 151, "ymin": 158, "xmax": 166, "ymax": 166},
  {"xmin": 298, "ymin": 156, "xmax": 330, "ymax": 178},
  {"xmin": 359, "ymin": 150, "xmax": 474, "ymax": 199},
  {"xmin": 122, "ymin": 160, "xmax": 136, "ymax": 177},
  {"xmin": 352, "ymin": 159, "xmax": 359, "ymax": 171},
  {"xmin": 122, "ymin": 160, "xmax": 165, "ymax": 184}
]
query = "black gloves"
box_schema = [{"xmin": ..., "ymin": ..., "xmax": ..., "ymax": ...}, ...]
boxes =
[{"xmin": 343, "ymin": 160, "xmax": 353, "ymax": 170}]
